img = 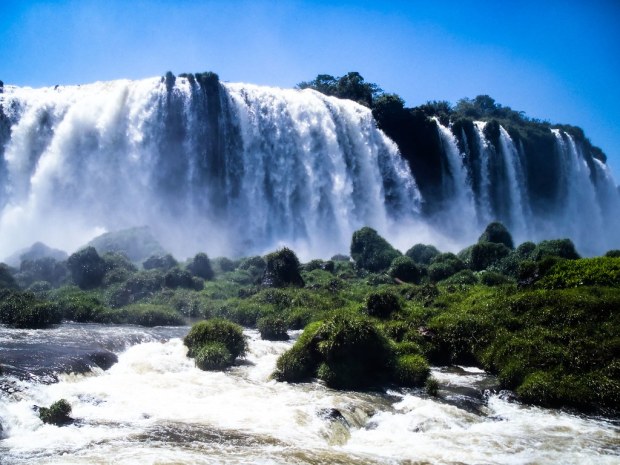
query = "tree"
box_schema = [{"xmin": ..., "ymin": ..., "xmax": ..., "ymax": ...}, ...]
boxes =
[
  {"xmin": 67, "ymin": 247, "xmax": 106, "ymax": 289},
  {"xmin": 350, "ymin": 227, "xmax": 401, "ymax": 272}
]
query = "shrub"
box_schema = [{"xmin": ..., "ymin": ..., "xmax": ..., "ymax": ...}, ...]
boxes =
[
  {"xmin": 213, "ymin": 257, "xmax": 236, "ymax": 273},
  {"xmin": 442, "ymin": 269, "xmax": 478, "ymax": 285},
  {"xmin": 262, "ymin": 248, "xmax": 304, "ymax": 287},
  {"xmin": 17, "ymin": 257, "xmax": 68, "ymax": 288},
  {"xmin": 164, "ymin": 267, "xmax": 204, "ymax": 290},
  {"xmin": 428, "ymin": 253, "xmax": 465, "ymax": 282},
  {"xmin": 67, "ymin": 247, "xmax": 106, "ymax": 289},
  {"xmin": 39, "ymin": 399, "xmax": 72, "ymax": 425},
  {"xmin": 478, "ymin": 222, "xmax": 514, "ymax": 249},
  {"xmin": 469, "ymin": 242, "xmax": 511, "ymax": 271},
  {"xmin": 194, "ymin": 342, "xmax": 233, "ymax": 370},
  {"xmin": 350, "ymin": 227, "xmax": 401, "ymax": 272},
  {"xmin": 393, "ymin": 354, "xmax": 430, "ymax": 387},
  {"xmin": 187, "ymin": 253, "xmax": 215, "ymax": 280},
  {"xmin": 143, "ymin": 254, "xmax": 178, "ymax": 271},
  {"xmin": 536, "ymin": 257, "xmax": 620, "ymax": 289},
  {"xmin": 388, "ymin": 256, "xmax": 421, "ymax": 283},
  {"xmin": 0, "ymin": 289, "xmax": 62, "ymax": 328},
  {"xmin": 532, "ymin": 239, "xmax": 580, "ymax": 260},
  {"xmin": 107, "ymin": 269, "xmax": 164, "ymax": 306},
  {"xmin": 257, "ymin": 315, "xmax": 289, "ymax": 341},
  {"xmin": 120, "ymin": 303, "xmax": 184, "ymax": 326},
  {"xmin": 480, "ymin": 271, "xmax": 513, "ymax": 286},
  {"xmin": 425, "ymin": 376, "xmax": 439, "ymax": 396},
  {"xmin": 365, "ymin": 290, "xmax": 401, "ymax": 319},
  {"xmin": 405, "ymin": 243, "xmax": 440, "ymax": 265},
  {"xmin": 0, "ymin": 263, "xmax": 18, "ymax": 290},
  {"xmin": 184, "ymin": 319, "xmax": 247, "ymax": 361},
  {"xmin": 605, "ymin": 249, "xmax": 620, "ymax": 258},
  {"xmin": 273, "ymin": 314, "xmax": 395, "ymax": 389}
]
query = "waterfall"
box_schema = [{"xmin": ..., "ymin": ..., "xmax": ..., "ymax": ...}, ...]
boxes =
[
  {"xmin": 497, "ymin": 126, "xmax": 530, "ymax": 240},
  {"xmin": 552, "ymin": 129, "xmax": 607, "ymax": 255},
  {"xmin": 433, "ymin": 118, "xmax": 477, "ymax": 240},
  {"xmin": 0, "ymin": 78, "xmax": 420, "ymax": 259},
  {"xmin": 472, "ymin": 121, "xmax": 493, "ymax": 225}
]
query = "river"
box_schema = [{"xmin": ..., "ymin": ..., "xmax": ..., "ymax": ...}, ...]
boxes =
[{"xmin": 0, "ymin": 323, "xmax": 618, "ymax": 464}]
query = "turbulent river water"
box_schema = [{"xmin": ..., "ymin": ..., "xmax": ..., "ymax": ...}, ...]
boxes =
[{"xmin": 0, "ymin": 323, "xmax": 618, "ymax": 464}]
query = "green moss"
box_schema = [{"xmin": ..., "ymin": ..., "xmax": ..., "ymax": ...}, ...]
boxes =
[{"xmin": 536, "ymin": 257, "xmax": 620, "ymax": 289}]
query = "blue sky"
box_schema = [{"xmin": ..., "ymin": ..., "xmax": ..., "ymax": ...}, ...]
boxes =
[{"xmin": 1, "ymin": 0, "xmax": 619, "ymax": 178}]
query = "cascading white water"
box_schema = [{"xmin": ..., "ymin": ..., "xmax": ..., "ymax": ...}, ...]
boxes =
[
  {"xmin": 0, "ymin": 78, "xmax": 419, "ymax": 260},
  {"xmin": 497, "ymin": 126, "xmax": 531, "ymax": 241},
  {"xmin": 552, "ymin": 129, "xmax": 607, "ymax": 255},
  {"xmin": 472, "ymin": 121, "xmax": 494, "ymax": 225},
  {"xmin": 1, "ymin": 325, "xmax": 618, "ymax": 464},
  {"xmin": 433, "ymin": 118, "xmax": 477, "ymax": 241}
]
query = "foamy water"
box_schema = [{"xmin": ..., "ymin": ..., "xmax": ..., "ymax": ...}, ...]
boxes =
[{"xmin": 0, "ymin": 325, "xmax": 618, "ymax": 464}]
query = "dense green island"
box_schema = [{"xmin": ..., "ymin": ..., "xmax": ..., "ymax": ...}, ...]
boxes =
[{"xmin": 1, "ymin": 222, "xmax": 618, "ymax": 415}]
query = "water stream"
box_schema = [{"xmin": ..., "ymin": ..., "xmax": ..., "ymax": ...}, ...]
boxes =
[{"xmin": 1, "ymin": 324, "xmax": 617, "ymax": 464}]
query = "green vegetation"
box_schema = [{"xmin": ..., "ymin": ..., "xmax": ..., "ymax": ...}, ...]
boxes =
[
  {"xmin": 39, "ymin": 399, "xmax": 72, "ymax": 425},
  {"xmin": 184, "ymin": 318, "xmax": 247, "ymax": 370},
  {"xmin": 1, "ymin": 221, "xmax": 617, "ymax": 413},
  {"xmin": 350, "ymin": 227, "xmax": 401, "ymax": 272}
]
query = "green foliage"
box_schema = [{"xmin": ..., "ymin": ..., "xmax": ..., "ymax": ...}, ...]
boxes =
[
  {"xmin": 350, "ymin": 227, "xmax": 401, "ymax": 273},
  {"xmin": 470, "ymin": 242, "xmax": 511, "ymax": 271},
  {"xmin": 108, "ymin": 269, "xmax": 164, "ymax": 306},
  {"xmin": 48, "ymin": 287, "xmax": 106, "ymax": 322},
  {"xmin": 273, "ymin": 313, "xmax": 397, "ymax": 389},
  {"xmin": 194, "ymin": 342, "xmax": 233, "ymax": 371},
  {"xmin": 365, "ymin": 290, "xmax": 401, "ymax": 319},
  {"xmin": 262, "ymin": 247, "xmax": 304, "ymax": 287},
  {"xmin": 479, "ymin": 271, "xmax": 514, "ymax": 286},
  {"xmin": 0, "ymin": 263, "xmax": 18, "ymax": 289},
  {"xmin": 39, "ymin": 399, "xmax": 72, "ymax": 425},
  {"xmin": 297, "ymin": 72, "xmax": 381, "ymax": 107},
  {"xmin": 143, "ymin": 254, "xmax": 178, "ymax": 271},
  {"xmin": 604, "ymin": 249, "xmax": 620, "ymax": 258},
  {"xmin": 0, "ymin": 289, "xmax": 62, "ymax": 328},
  {"xmin": 405, "ymin": 243, "xmax": 440, "ymax": 265},
  {"xmin": 104, "ymin": 303, "xmax": 184, "ymax": 326},
  {"xmin": 257, "ymin": 315, "xmax": 289, "ymax": 341},
  {"xmin": 388, "ymin": 256, "xmax": 421, "ymax": 283},
  {"xmin": 101, "ymin": 252, "xmax": 137, "ymax": 285},
  {"xmin": 164, "ymin": 267, "xmax": 204, "ymax": 290},
  {"xmin": 17, "ymin": 257, "xmax": 68, "ymax": 288},
  {"xmin": 184, "ymin": 319, "xmax": 247, "ymax": 361},
  {"xmin": 442, "ymin": 269, "xmax": 478, "ymax": 285},
  {"xmin": 187, "ymin": 253, "xmax": 215, "ymax": 280},
  {"xmin": 427, "ymin": 253, "xmax": 465, "ymax": 282},
  {"xmin": 532, "ymin": 239, "xmax": 580, "ymax": 261},
  {"xmin": 478, "ymin": 222, "xmax": 514, "ymax": 249},
  {"xmin": 536, "ymin": 257, "xmax": 620, "ymax": 289},
  {"xmin": 67, "ymin": 247, "xmax": 106, "ymax": 289},
  {"xmin": 425, "ymin": 376, "xmax": 440, "ymax": 396},
  {"xmin": 393, "ymin": 354, "xmax": 430, "ymax": 387}
]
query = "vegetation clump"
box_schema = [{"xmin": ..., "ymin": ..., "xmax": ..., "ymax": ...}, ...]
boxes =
[
  {"xmin": 184, "ymin": 319, "xmax": 247, "ymax": 370},
  {"xmin": 262, "ymin": 248, "xmax": 304, "ymax": 288},
  {"xmin": 39, "ymin": 399, "xmax": 72, "ymax": 425},
  {"xmin": 364, "ymin": 290, "xmax": 401, "ymax": 319},
  {"xmin": 350, "ymin": 227, "xmax": 401, "ymax": 272},
  {"xmin": 187, "ymin": 253, "xmax": 215, "ymax": 280},
  {"xmin": 257, "ymin": 315, "xmax": 289, "ymax": 341},
  {"xmin": 478, "ymin": 222, "xmax": 514, "ymax": 249},
  {"xmin": 273, "ymin": 313, "xmax": 395, "ymax": 388},
  {"xmin": 405, "ymin": 243, "xmax": 440, "ymax": 265},
  {"xmin": 67, "ymin": 247, "xmax": 106, "ymax": 289},
  {"xmin": 388, "ymin": 256, "xmax": 421, "ymax": 283}
]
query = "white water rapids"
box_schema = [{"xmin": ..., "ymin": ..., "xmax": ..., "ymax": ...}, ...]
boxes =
[{"xmin": 0, "ymin": 324, "xmax": 618, "ymax": 464}]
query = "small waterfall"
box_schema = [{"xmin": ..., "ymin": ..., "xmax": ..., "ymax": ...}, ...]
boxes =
[
  {"xmin": 472, "ymin": 121, "xmax": 493, "ymax": 225},
  {"xmin": 498, "ymin": 126, "xmax": 530, "ymax": 240},
  {"xmin": 552, "ymin": 129, "xmax": 606, "ymax": 255},
  {"xmin": 433, "ymin": 118, "xmax": 477, "ymax": 239}
]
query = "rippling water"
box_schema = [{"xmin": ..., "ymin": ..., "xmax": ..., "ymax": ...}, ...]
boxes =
[{"xmin": 0, "ymin": 324, "xmax": 618, "ymax": 464}]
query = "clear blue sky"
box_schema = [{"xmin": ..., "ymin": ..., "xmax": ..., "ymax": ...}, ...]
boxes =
[{"xmin": 1, "ymin": 0, "xmax": 619, "ymax": 179}]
